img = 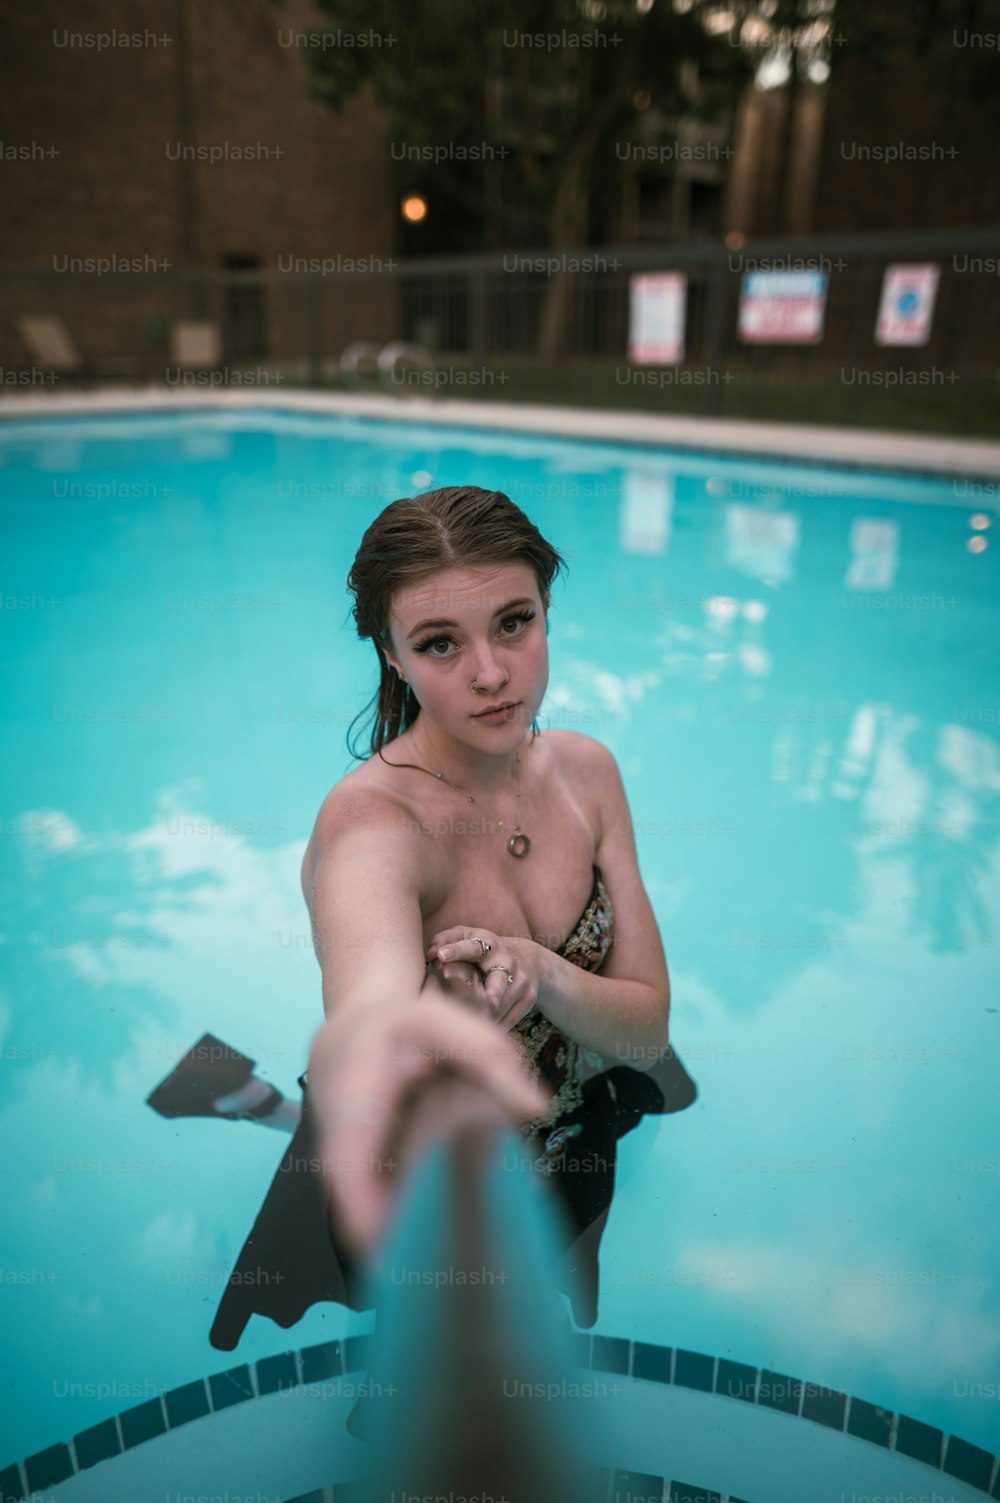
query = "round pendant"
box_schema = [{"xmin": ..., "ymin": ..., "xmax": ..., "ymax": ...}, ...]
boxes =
[{"xmin": 507, "ymin": 832, "xmax": 531, "ymax": 858}]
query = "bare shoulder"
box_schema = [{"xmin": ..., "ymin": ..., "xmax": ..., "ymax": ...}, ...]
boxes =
[
  {"xmin": 300, "ymin": 764, "xmax": 423, "ymax": 907},
  {"xmin": 547, "ymin": 727, "xmax": 612, "ymax": 759},
  {"xmin": 540, "ymin": 726, "xmax": 610, "ymax": 773},
  {"xmin": 539, "ymin": 728, "xmax": 619, "ymax": 848},
  {"xmin": 546, "ymin": 725, "xmax": 616, "ymax": 799}
]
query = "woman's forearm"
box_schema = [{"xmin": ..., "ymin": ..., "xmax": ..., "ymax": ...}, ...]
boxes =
[{"xmin": 535, "ymin": 947, "xmax": 669, "ymax": 1068}]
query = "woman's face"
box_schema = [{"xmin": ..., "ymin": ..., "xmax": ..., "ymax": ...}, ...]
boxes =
[{"xmin": 384, "ymin": 562, "xmax": 549, "ymax": 745}]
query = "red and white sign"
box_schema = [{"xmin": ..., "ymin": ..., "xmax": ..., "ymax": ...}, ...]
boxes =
[
  {"xmin": 738, "ymin": 270, "xmax": 828, "ymax": 344},
  {"xmin": 875, "ymin": 264, "xmax": 940, "ymax": 346},
  {"xmin": 629, "ymin": 273, "xmax": 687, "ymax": 363}
]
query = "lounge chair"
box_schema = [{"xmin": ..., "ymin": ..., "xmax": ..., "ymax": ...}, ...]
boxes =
[{"xmin": 15, "ymin": 314, "xmax": 142, "ymax": 386}]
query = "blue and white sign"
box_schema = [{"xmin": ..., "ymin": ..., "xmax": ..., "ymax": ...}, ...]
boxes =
[
  {"xmin": 875, "ymin": 264, "xmax": 940, "ymax": 346},
  {"xmin": 738, "ymin": 270, "xmax": 828, "ymax": 344}
]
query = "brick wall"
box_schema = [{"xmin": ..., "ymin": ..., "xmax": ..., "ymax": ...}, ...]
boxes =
[
  {"xmin": 0, "ymin": 0, "xmax": 398, "ymax": 374},
  {"xmin": 813, "ymin": 11, "xmax": 1000, "ymax": 233}
]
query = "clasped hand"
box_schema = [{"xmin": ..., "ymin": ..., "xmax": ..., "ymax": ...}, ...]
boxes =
[{"xmin": 425, "ymin": 928, "xmax": 548, "ymax": 1031}]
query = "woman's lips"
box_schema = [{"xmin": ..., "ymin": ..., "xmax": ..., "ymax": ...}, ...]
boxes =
[{"xmin": 473, "ymin": 701, "xmax": 520, "ymax": 719}]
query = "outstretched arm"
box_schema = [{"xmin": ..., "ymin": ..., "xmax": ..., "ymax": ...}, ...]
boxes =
[{"xmin": 304, "ymin": 793, "xmax": 550, "ymax": 1254}]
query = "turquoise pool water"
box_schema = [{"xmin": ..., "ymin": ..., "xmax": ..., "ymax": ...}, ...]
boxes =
[{"xmin": 1, "ymin": 406, "xmax": 998, "ymax": 1468}]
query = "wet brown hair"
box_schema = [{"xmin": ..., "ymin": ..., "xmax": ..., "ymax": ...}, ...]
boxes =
[{"xmin": 346, "ymin": 485, "xmax": 568, "ymax": 761}]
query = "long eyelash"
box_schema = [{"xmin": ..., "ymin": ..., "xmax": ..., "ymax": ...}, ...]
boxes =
[{"xmin": 412, "ymin": 607, "xmax": 536, "ymax": 655}]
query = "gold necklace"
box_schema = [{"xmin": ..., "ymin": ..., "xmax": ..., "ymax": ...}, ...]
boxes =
[{"xmin": 377, "ymin": 745, "xmax": 531, "ymax": 858}]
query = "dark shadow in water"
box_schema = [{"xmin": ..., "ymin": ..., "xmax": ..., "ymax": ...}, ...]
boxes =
[{"xmin": 139, "ymin": 1034, "xmax": 700, "ymax": 1352}]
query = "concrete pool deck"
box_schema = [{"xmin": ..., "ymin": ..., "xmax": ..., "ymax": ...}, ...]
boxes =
[{"xmin": 2, "ymin": 385, "xmax": 999, "ymax": 481}]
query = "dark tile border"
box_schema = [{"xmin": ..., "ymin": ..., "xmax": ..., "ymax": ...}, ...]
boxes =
[
  {"xmin": 24, "ymin": 1442, "xmax": 73, "ymax": 1493},
  {"xmin": 71, "ymin": 1416, "xmax": 121, "ymax": 1472},
  {"xmin": 946, "ymin": 1436, "xmax": 997, "ymax": 1491},
  {"xmin": 256, "ymin": 1351, "xmax": 298, "ymax": 1396},
  {"xmin": 757, "ymin": 1369, "xmax": 801, "ymax": 1417},
  {"xmin": 896, "ymin": 1413, "xmax": 943, "ymax": 1467},
  {"xmin": 670, "ymin": 1482, "xmax": 724, "ymax": 1503},
  {"xmin": 674, "ymin": 1349, "xmax": 715, "ymax": 1393},
  {"xmin": 2, "ymin": 1338, "xmax": 997, "ymax": 1501},
  {"xmin": 208, "ymin": 1363, "xmax": 255, "ymax": 1411},
  {"xmin": 593, "ymin": 1334, "xmax": 631, "ymax": 1375},
  {"xmin": 119, "ymin": 1396, "xmax": 166, "ymax": 1450},
  {"xmin": 285, "ymin": 1468, "xmax": 751, "ymax": 1503},
  {"xmin": 801, "ymin": 1382, "xmax": 847, "ymax": 1432},
  {"xmin": 633, "ymin": 1342, "xmax": 673, "ymax": 1384},
  {"xmin": 164, "ymin": 1379, "xmax": 211, "ymax": 1429},
  {"xmin": 0, "ymin": 1465, "xmax": 25, "ymax": 1503},
  {"xmin": 300, "ymin": 1339, "xmax": 344, "ymax": 1385},
  {"xmin": 611, "ymin": 1467, "xmax": 666, "ymax": 1502},
  {"xmin": 715, "ymin": 1359, "xmax": 756, "ymax": 1405}
]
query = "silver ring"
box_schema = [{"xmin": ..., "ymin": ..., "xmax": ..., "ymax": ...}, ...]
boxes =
[{"xmin": 469, "ymin": 935, "xmax": 492, "ymax": 958}]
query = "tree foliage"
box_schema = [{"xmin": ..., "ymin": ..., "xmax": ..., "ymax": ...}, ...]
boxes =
[{"xmin": 292, "ymin": 0, "xmax": 754, "ymax": 250}]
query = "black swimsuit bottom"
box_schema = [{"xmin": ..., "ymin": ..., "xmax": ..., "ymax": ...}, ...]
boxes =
[{"xmin": 209, "ymin": 865, "xmax": 697, "ymax": 1349}]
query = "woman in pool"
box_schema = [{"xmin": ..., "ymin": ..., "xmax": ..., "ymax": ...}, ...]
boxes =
[{"xmin": 206, "ymin": 483, "xmax": 695, "ymax": 1356}]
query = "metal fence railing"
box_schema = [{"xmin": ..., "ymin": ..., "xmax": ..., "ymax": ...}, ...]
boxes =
[{"xmin": 2, "ymin": 227, "xmax": 997, "ymax": 410}]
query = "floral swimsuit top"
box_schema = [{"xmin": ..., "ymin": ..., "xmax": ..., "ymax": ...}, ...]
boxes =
[{"xmin": 510, "ymin": 863, "xmax": 614, "ymax": 1170}]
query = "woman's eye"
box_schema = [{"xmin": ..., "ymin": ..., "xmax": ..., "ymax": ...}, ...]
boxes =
[
  {"xmin": 499, "ymin": 610, "xmax": 535, "ymax": 636},
  {"xmin": 415, "ymin": 612, "xmax": 534, "ymax": 656}
]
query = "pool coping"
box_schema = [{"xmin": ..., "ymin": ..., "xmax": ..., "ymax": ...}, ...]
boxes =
[
  {"xmin": 1, "ymin": 386, "xmax": 1000, "ymax": 481},
  {"xmin": 3, "ymin": 1334, "xmax": 997, "ymax": 1502}
]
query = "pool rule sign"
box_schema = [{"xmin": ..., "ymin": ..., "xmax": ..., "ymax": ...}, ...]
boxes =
[
  {"xmin": 738, "ymin": 269, "xmax": 828, "ymax": 343},
  {"xmin": 628, "ymin": 272, "xmax": 687, "ymax": 362},
  {"xmin": 875, "ymin": 263, "xmax": 940, "ymax": 346}
]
